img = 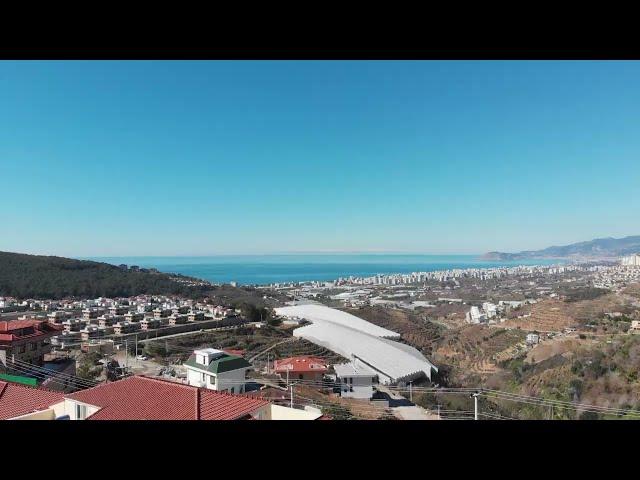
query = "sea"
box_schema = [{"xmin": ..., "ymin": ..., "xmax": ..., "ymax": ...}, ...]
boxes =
[{"xmin": 84, "ymin": 255, "xmax": 564, "ymax": 286}]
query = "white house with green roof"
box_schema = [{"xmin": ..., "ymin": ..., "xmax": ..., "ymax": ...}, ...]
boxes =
[{"xmin": 184, "ymin": 348, "xmax": 252, "ymax": 394}]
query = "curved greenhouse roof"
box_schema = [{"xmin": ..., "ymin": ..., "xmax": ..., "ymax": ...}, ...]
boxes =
[{"xmin": 274, "ymin": 304, "xmax": 437, "ymax": 384}]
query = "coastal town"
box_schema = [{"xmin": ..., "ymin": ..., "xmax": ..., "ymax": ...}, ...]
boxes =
[{"xmin": 2, "ymin": 253, "xmax": 640, "ymax": 421}]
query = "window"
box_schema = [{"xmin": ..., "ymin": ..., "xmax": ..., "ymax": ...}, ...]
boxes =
[
  {"xmin": 209, "ymin": 375, "xmax": 216, "ymax": 385},
  {"xmin": 75, "ymin": 403, "xmax": 87, "ymax": 420},
  {"xmin": 18, "ymin": 344, "xmax": 26, "ymax": 354},
  {"xmin": 30, "ymin": 342, "xmax": 37, "ymax": 351},
  {"xmin": 201, "ymin": 372, "xmax": 206, "ymax": 382}
]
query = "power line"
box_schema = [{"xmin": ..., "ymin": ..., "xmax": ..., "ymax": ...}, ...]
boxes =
[
  {"xmin": 4, "ymin": 363, "xmax": 89, "ymax": 392},
  {"xmin": 9, "ymin": 358, "xmax": 100, "ymax": 387}
]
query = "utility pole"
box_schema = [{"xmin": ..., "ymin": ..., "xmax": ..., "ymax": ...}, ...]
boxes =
[
  {"xmin": 409, "ymin": 381, "xmax": 413, "ymax": 402},
  {"xmin": 135, "ymin": 334, "xmax": 138, "ymax": 361},
  {"xmin": 470, "ymin": 392, "xmax": 480, "ymax": 420},
  {"xmin": 437, "ymin": 404, "xmax": 441, "ymax": 419},
  {"xmin": 286, "ymin": 367, "xmax": 289, "ymax": 387},
  {"xmin": 290, "ymin": 383, "xmax": 294, "ymax": 408},
  {"xmin": 125, "ymin": 338, "xmax": 128, "ymax": 371}
]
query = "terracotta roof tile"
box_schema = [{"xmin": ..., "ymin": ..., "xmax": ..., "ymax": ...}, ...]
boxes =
[
  {"xmin": 274, "ymin": 356, "xmax": 328, "ymax": 374},
  {"xmin": 0, "ymin": 380, "xmax": 64, "ymax": 420},
  {"xmin": 67, "ymin": 376, "xmax": 269, "ymax": 421}
]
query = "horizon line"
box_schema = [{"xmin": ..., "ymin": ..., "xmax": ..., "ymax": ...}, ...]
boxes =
[{"xmin": 80, "ymin": 252, "xmax": 485, "ymax": 258}]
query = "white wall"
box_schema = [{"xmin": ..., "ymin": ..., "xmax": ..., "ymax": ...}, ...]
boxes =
[
  {"xmin": 267, "ymin": 404, "xmax": 322, "ymax": 420},
  {"xmin": 217, "ymin": 368, "xmax": 249, "ymax": 394},
  {"xmin": 63, "ymin": 399, "xmax": 100, "ymax": 420},
  {"xmin": 186, "ymin": 366, "xmax": 249, "ymax": 394},
  {"xmin": 187, "ymin": 367, "xmax": 207, "ymax": 388},
  {"xmin": 340, "ymin": 376, "xmax": 374, "ymax": 399}
]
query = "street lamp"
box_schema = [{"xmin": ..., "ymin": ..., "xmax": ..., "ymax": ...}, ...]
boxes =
[{"xmin": 470, "ymin": 391, "xmax": 481, "ymax": 420}]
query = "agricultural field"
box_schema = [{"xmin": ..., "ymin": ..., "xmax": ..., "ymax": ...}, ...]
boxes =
[
  {"xmin": 142, "ymin": 325, "xmax": 292, "ymax": 364},
  {"xmin": 342, "ymin": 306, "xmax": 448, "ymax": 356},
  {"xmin": 501, "ymin": 299, "xmax": 578, "ymax": 332},
  {"xmin": 433, "ymin": 325, "xmax": 527, "ymax": 384}
]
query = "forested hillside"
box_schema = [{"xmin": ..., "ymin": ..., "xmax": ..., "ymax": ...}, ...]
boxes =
[{"xmin": 0, "ymin": 251, "xmax": 212, "ymax": 299}]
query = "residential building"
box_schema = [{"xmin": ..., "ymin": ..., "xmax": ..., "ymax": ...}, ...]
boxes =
[
  {"xmin": 153, "ymin": 308, "xmax": 171, "ymax": 320},
  {"xmin": 82, "ymin": 309, "xmax": 99, "ymax": 321},
  {"xmin": 0, "ymin": 380, "xmax": 65, "ymax": 420},
  {"xmin": 47, "ymin": 311, "xmax": 70, "ymax": 323},
  {"xmin": 274, "ymin": 356, "xmax": 328, "ymax": 382},
  {"xmin": 184, "ymin": 348, "xmax": 252, "ymax": 394},
  {"xmin": 482, "ymin": 302, "xmax": 497, "ymax": 319},
  {"xmin": 124, "ymin": 312, "xmax": 144, "ymax": 323},
  {"xmin": 333, "ymin": 361, "xmax": 378, "ymax": 400},
  {"xmin": 98, "ymin": 316, "xmax": 115, "ymax": 328},
  {"xmin": 140, "ymin": 318, "xmax": 161, "ymax": 331},
  {"xmin": 0, "ymin": 375, "xmax": 322, "ymax": 420},
  {"xmin": 0, "ymin": 320, "xmax": 62, "ymax": 367},
  {"xmin": 80, "ymin": 326, "xmax": 103, "ymax": 342},
  {"xmin": 168, "ymin": 315, "xmax": 188, "ymax": 326},
  {"xmin": 466, "ymin": 306, "xmax": 486, "ymax": 324},
  {"xmin": 188, "ymin": 311, "xmax": 205, "ymax": 322},
  {"xmin": 62, "ymin": 319, "xmax": 86, "ymax": 333},
  {"xmin": 113, "ymin": 322, "xmax": 141, "ymax": 335},
  {"xmin": 109, "ymin": 306, "xmax": 128, "ymax": 316},
  {"xmin": 526, "ymin": 333, "xmax": 540, "ymax": 345}
]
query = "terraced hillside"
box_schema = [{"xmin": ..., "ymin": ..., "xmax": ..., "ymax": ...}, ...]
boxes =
[
  {"xmin": 502, "ymin": 299, "xmax": 577, "ymax": 332},
  {"xmin": 342, "ymin": 306, "xmax": 447, "ymax": 356},
  {"xmin": 502, "ymin": 295, "xmax": 634, "ymax": 332},
  {"xmin": 483, "ymin": 333, "xmax": 640, "ymax": 419},
  {"xmin": 433, "ymin": 325, "xmax": 527, "ymax": 383}
]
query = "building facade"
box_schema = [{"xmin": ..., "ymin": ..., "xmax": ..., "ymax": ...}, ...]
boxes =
[
  {"xmin": 0, "ymin": 320, "xmax": 62, "ymax": 367},
  {"xmin": 185, "ymin": 348, "xmax": 252, "ymax": 394}
]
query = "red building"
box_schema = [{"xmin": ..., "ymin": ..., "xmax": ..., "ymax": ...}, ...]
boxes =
[
  {"xmin": 0, "ymin": 320, "xmax": 62, "ymax": 367},
  {"xmin": 274, "ymin": 356, "xmax": 328, "ymax": 382}
]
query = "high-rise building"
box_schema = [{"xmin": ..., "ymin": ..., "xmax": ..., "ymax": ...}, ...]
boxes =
[{"xmin": 621, "ymin": 254, "xmax": 640, "ymax": 266}]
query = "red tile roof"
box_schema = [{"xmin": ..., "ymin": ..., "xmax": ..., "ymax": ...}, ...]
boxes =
[
  {"xmin": 0, "ymin": 380, "xmax": 64, "ymax": 420},
  {"xmin": 0, "ymin": 320, "xmax": 42, "ymax": 331},
  {"xmin": 0, "ymin": 320, "xmax": 61, "ymax": 343},
  {"xmin": 274, "ymin": 356, "xmax": 328, "ymax": 374},
  {"xmin": 66, "ymin": 376, "xmax": 269, "ymax": 420}
]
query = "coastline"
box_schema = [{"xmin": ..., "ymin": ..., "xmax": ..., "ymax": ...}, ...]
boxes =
[{"xmin": 87, "ymin": 254, "xmax": 568, "ymax": 287}]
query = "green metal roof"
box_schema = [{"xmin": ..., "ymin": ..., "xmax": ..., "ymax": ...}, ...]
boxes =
[{"xmin": 185, "ymin": 354, "xmax": 251, "ymax": 374}]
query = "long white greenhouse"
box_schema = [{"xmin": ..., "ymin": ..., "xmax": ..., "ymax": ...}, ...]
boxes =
[{"xmin": 274, "ymin": 304, "xmax": 438, "ymax": 384}]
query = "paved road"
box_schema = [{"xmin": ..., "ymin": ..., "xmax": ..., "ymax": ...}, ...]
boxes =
[
  {"xmin": 393, "ymin": 405, "xmax": 439, "ymax": 420},
  {"xmin": 377, "ymin": 385, "xmax": 439, "ymax": 420},
  {"xmin": 112, "ymin": 351, "xmax": 167, "ymax": 376}
]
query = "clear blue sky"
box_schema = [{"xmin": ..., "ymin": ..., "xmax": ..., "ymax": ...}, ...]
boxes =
[{"xmin": 1, "ymin": 61, "xmax": 639, "ymax": 257}]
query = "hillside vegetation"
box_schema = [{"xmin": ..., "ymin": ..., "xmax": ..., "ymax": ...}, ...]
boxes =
[{"xmin": 0, "ymin": 251, "xmax": 212, "ymax": 299}]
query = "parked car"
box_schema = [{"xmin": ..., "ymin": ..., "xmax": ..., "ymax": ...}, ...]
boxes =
[{"xmin": 136, "ymin": 355, "xmax": 148, "ymax": 361}]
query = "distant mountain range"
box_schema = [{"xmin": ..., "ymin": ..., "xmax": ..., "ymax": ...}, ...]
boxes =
[{"xmin": 482, "ymin": 235, "xmax": 640, "ymax": 261}]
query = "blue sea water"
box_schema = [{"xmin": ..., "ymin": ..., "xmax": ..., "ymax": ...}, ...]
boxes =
[{"xmin": 84, "ymin": 255, "xmax": 563, "ymax": 286}]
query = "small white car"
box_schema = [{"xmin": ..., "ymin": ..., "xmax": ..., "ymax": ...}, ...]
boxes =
[{"xmin": 136, "ymin": 355, "xmax": 148, "ymax": 361}]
